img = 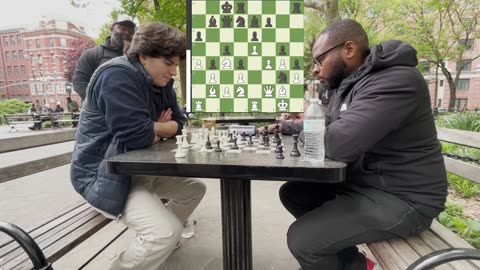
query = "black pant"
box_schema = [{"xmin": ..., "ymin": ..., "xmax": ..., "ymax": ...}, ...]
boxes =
[{"xmin": 279, "ymin": 182, "xmax": 433, "ymax": 270}]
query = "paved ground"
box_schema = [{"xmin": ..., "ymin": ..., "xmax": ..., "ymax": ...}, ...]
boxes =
[{"xmin": 0, "ymin": 124, "xmax": 76, "ymax": 140}]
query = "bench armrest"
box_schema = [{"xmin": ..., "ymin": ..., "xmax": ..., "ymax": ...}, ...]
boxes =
[{"xmin": 407, "ymin": 248, "xmax": 480, "ymax": 270}]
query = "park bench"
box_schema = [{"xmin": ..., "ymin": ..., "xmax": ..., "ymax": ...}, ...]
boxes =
[
  {"xmin": 0, "ymin": 131, "xmax": 118, "ymax": 270},
  {"xmin": 48, "ymin": 112, "xmax": 79, "ymax": 130},
  {"xmin": 368, "ymin": 127, "xmax": 480, "ymax": 270},
  {"xmin": 3, "ymin": 114, "xmax": 41, "ymax": 133}
]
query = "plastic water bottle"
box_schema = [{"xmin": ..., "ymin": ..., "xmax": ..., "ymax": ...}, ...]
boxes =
[
  {"xmin": 181, "ymin": 219, "xmax": 196, "ymax": 239},
  {"xmin": 303, "ymin": 98, "xmax": 325, "ymax": 163}
]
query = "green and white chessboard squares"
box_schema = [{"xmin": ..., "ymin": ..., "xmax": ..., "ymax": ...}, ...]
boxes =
[{"xmin": 191, "ymin": 1, "xmax": 304, "ymax": 16}]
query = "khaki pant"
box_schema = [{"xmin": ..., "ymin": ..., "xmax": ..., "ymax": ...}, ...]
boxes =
[{"xmin": 104, "ymin": 176, "xmax": 206, "ymax": 270}]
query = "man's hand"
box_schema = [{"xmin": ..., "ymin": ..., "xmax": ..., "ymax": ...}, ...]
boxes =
[{"xmin": 158, "ymin": 108, "xmax": 172, "ymax": 122}]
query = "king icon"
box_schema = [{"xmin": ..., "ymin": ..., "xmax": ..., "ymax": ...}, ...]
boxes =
[{"xmin": 278, "ymin": 100, "xmax": 288, "ymax": 111}]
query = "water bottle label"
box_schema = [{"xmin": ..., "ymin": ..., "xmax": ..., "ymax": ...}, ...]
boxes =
[{"xmin": 304, "ymin": 119, "xmax": 324, "ymax": 132}]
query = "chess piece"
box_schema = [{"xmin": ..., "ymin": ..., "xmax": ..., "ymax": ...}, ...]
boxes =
[
  {"xmin": 175, "ymin": 135, "xmax": 186, "ymax": 158},
  {"xmin": 209, "ymin": 73, "xmax": 216, "ymax": 83},
  {"xmin": 209, "ymin": 16, "xmax": 217, "ymax": 27},
  {"xmin": 237, "ymin": 73, "xmax": 245, "ymax": 83},
  {"xmin": 264, "ymin": 134, "xmax": 270, "ymax": 147},
  {"xmin": 292, "ymin": 2, "xmax": 301, "ymax": 13},
  {"xmin": 279, "ymin": 59, "xmax": 286, "ymax": 69},
  {"xmin": 221, "ymin": 1, "xmax": 233, "ymax": 13},
  {"xmin": 251, "ymin": 101, "xmax": 259, "ymax": 111},
  {"xmin": 236, "ymin": 86, "xmax": 245, "ymax": 97},
  {"xmin": 223, "ymin": 45, "xmax": 231, "ymax": 55},
  {"xmin": 265, "ymin": 59, "xmax": 272, "ymax": 69},
  {"xmin": 251, "ymin": 16, "xmax": 259, "ymax": 27},
  {"xmin": 276, "ymin": 145, "xmax": 285, "ymax": 159},
  {"xmin": 237, "ymin": 2, "xmax": 245, "ymax": 13},
  {"xmin": 237, "ymin": 59, "xmax": 245, "ymax": 69},
  {"xmin": 209, "ymin": 86, "xmax": 216, "ymax": 97},
  {"xmin": 278, "ymin": 85, "xmax": 287, "ymax": 97},
  {"xmin": 195, "ymin": 59, "xmax": 203, "ymax": 69},
  {"xmin": 222, "ymin": 58, "xmax": 232, "ymax": 69},
  {"xmin": 223, "ymin": 87, "xmax": 231, "ymax": 97},
  {"xmin": 248, "ymin": 135, "xmax": 254, "ymax": 145},
  {"xmin": 290, "ymin": 134, "xmax": 301, "ymax": 157},
  {"xmin": 231, "ymin": 137, "xmax": 239, "ymax": 149},
  {"xmin": 209, "ymin": 59, "xmax": 217, "ymax": 69},
  {"xmin": 206, "ymin": 135, "xmax": 212, "ymax": 149},
  {"xmin": 264, "ymin": 85, "xmax": 274, "ymax": 97},
  {"xmin": 275, "ymin": 138, "xmax": 282, "ymax": 153},
  {"xmin": 279, "ymin": 45, "xmax": 287, "ymax": 55},
  {"xmin": 195, "ymin": 31, "xmax": 203, "ymax": 41},
  {"xmin": 293, "ymin": 59, "xmax": 301, "ymax": 69},
  {"xmin": 293, "ymin": 73, "xmax": 301, "ymax": 83},
  {"xmin": 251, "ymin": 31, "xmax": 259, "ymax": 41},
  {"xmin": 278, "ymin": 100, "xmax": 288, "ymax": 111},
  {"xmin": 241, "ymin": 132, "xmax": 247, "ymax": 141},
  {"xmin": 228, "ymin": 133, "xmax": 234, "ymax": 143},
  {"xmin": 195, "ymin": 100, "xmax": 203, "ymax": 111},
  {"xmin": 222, "ymin": 16, "xmax": 232, "ymax": 27},
  {"xmin": 236, "ymin": 16, "xmax": 245, "ymax": 27},
  {"xmin": 251, "ymin": 46, "xmax": 258, "ymax": 55},
  {"xmin": 215, "ymin": 140, "xmax": 223, "ymax": 152},
  {"xmin": 278, "ymin": 72, "xmax": 287, "ymax": 83},
  {"xmin": 265, "ymin": 17, "xmax": 273, "ymax": 27}
]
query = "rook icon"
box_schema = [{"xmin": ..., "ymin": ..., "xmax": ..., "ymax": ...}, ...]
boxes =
[
  {"xmin": 292, "ymin": 2, "xmax": 301, "ymax": 13},
  {"xmin": 237, "ymin": 2, "xmax": 245, "ymax": 13}
]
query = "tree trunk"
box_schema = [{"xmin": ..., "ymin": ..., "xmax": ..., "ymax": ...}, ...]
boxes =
[
  {"xmin": 326, "ymin": 0, "xmax": 339, "ymax": 24},
  {"xmin": 433, "ymin": 65, "xmax": 439, "ymax": 108},
  {"xmin": 439, "ymin": 65, "xmax": 455, "ymax": 112},
  {"xmin": 179, "ymin": 58, "xmax": 187, "ymax": 106}
]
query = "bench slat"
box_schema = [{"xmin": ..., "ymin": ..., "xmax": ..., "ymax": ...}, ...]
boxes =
[
  {"xmin": 386, "ymin": 238, "xmax": 421, "ymax": 267},
  {"xmin": 403, "ymin": 235, "xmax": 454, "ymax": 270},
  {"xmin": 368, "ymin": 241, "xmax": 410, "ymax": 270},
  {"xmin": 444, "ymin": 157, "xmax": 480, "ymax": 184},
  {"xmin": 437, "ymin": 127, "xmax": 480, "ymax": 149}
]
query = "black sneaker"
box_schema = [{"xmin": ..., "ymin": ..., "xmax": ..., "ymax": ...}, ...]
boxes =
[{"xmin": 28, "ymin": 126, "xmax": 36, "ymax": 130}]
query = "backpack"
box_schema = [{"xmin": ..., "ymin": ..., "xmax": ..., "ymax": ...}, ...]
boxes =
[{"xmin": 94, "ymin": 45, "xmax": 122, "ymax": 69}]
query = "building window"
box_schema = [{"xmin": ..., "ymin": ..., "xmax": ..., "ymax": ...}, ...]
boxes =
[
  {"xmin": 17, "ymin": 35, "xmax": 22, "ymax": 45},
  {"xmin": 16, "ymin": 80, "xmax": 21, "ymax": 89},
  {"xmin": 36, "ymin": 39, "xmax": 41, "ymax": 48},
  {"xmin": 12, "ymin": 51, "xmax": 17, "ymax": 60},
  {"xmin": 437, "ymin": 99, "xmax": 442, "ymax": 107},
  {"xmin": 10, "ymin": 36, "xmax": 15, "ymax": 46},
  {"xmin": 439, "ymin": 80, "xmax": 444, "ymax": 87},
  {"xmin": 3, "ymin": 36, "xmax": 8, "ymax": 46},
  {"xmin": 7, "ymin": 67, "xmax": 12, "ymax": 76},
  {"xmin": 457, "ymin": 79, "xmax": 470, "ymax": 91},
  {"xmin": 14, "ymin": 66, "xmax": 19, "ymax": 75},
  {"xmin": 5, "ymin": 52, "xmax": 10, "ymax": 62},
  {"xmin": 27, "ymin": 40, "xmax": 32, "ymax": 49},
  {"xmin": 460, "ymin": 39, "xmax": 474, "ymax": 51},
  {"xmin": 21, "ymin": 65, "xmax": 26, "ymax": 75},
  {"xmin": 455, "ymin": 98, "xmax": 468, "ymax": 110},
  {"xmin": 19, "ymin": 50, "xmax": 23, "ymax": 60},
  {"xmin": 460, "ymin": 59, "xmax": 472, "ymax": 71},
  {"xmin": 60, "ymin": 38, "xmax": 67, "ymax": 48},
  {"xmin": 418, "ymin": 61, "xmax": 430, "ymax": 73},
  {"xmin": 49, "ymin": 38, "xmax": 54, "ymax": 47}
]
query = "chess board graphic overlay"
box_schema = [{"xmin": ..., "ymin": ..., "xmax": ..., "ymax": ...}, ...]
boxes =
[{"xmin": 189, "ymin": 0, "xmax": 305, "ymax": 113}]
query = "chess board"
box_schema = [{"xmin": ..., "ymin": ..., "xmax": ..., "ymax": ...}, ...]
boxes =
[{"xmin": 189, "ymin": 0, "xmax": 305, "ymax": 113}]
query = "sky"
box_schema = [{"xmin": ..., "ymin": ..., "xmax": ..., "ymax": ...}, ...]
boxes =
[{"xmin": 0, "ymin": 0, "xmax": 120, "ymax": 38}]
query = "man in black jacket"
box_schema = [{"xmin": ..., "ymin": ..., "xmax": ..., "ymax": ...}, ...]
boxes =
[
  {"xmin": 72, "ymin": 15, "xmax": 136, "ymax": 102},
  {"xmin": 280, "ymin": 19, "xmax": 447, "ymax": 270}
]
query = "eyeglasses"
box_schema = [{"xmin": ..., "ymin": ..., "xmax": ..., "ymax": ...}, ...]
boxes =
[{"xmin": 312, "ymin": 42, "xmax": 346, "ymax": 67}]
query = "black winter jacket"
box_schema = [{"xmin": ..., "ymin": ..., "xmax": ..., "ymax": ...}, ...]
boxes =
[{"xmin": 325, "ymin": 40, "xmax": 447, "ymax": 218}]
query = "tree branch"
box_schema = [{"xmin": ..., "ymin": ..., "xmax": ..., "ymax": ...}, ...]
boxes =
[{"xmin": 304, "ymin": 0, "xmax": 326, "ymax": 11}]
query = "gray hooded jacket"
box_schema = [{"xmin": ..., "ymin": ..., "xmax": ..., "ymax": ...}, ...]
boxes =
[{"xmin": 325, "ymin": 40, "xmax": 447, "ymax": 218}]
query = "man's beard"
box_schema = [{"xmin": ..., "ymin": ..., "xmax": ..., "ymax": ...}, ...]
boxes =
[
  {"xmin": 324, "ymin": 59, "xmax": 348, "ymax": 91},
  {"xmin": 111, "ymin": 31, "xmax": 126, "ymax": 51}
]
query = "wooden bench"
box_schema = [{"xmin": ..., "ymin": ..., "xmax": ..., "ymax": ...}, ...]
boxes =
[
  {"xmin": 368, "ymin": 127, "xmax": 480, "ymax": 270},
  {"xmin": 49, "ymin": 113, "xmax": 79, "ymax": 130},
  {"xmin": 0, "ymin": 135, "xmax": 120, "ymax": 270},
  {"xmin": 3, "ymin": 114, "xmax": 41, "ymax": 133}
]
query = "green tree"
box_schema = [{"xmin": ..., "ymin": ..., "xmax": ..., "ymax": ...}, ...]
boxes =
[
  {"xmin": 394, "ymin": 0, "xmax": 480, "ymax": 111},
  {"xmin": 0, "ymin": 99, "xmax": 30, "ymax": 116}
]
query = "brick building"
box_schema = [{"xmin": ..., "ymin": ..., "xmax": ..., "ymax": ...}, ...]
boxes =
[{"xmin": 0, "ymin": 19, "xmax": 92, "ymax": 109}]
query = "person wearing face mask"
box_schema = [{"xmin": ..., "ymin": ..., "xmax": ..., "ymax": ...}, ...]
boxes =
[
  {"xmin": 70, "ymin": 22, "xmax": 206, "ymax": 270},
  {"xmin": 72, "ymin": 15, "xmax": 136, "ymax": 103}
]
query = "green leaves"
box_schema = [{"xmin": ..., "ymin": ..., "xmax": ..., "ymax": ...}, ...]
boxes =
[{"xmin": 0, "ymin": 99, "xmax": 30, "ymax": 116}]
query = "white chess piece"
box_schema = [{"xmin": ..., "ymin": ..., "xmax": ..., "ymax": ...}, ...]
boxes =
[
  {"xmin": 209, "ymin": 73, "xmax": 216, "ymax": 83},
  {"xmin": 222, "ymin": 58, "xmax": 232, "ymax": 69},
  {"xmin": 236, "ymin": 86, "xmax": 245, "ymax": 97},
  {"xmin": 251, "ymin": 46, "xmax": 258, "ymax": 55},
  {"xmin": 223, "ymin": 87, "xmax": 231, "ymax": 97},
  {"xmin": 279, "ymin": 59, "xmax": 286, "ymax": 69},
  {"xmin": 175, "ymin": 135, "xmax": 186, "ymax": 158},
  {"xmin": 278, "ymin": 99, "xmax": 288, "ymax": 111},
  {"xmin": 293, "ymin": 73, "xmax": 301, "ymax": 83},
  {"xmin": 195, "ymin": 101, "xmax": 203, "ymax": 111},
  {"xmin": 181, "ymin": 129, "xmax": 190, "ymax": 149},
  {"xmin": 265, "ymin": 60, "xmax": 272, "ymax": 69},
  {"xmin": 278, "ymin": 85, "xmax": 287, "ymax": 97},
  {"xmin": 237, "ymin": 73, "xmax": 245, "ymax": 83},
  {"xmin": 195, "ymin": 59, "xmax": 203, "ymax": 69},
  {"xmin": 264, "ymin": 86, "xmax": 274, "ymax": 97},
  {"xmin": 251, "ymin": 101, "xmax": 259, "ymax": 111},
  {"xmin": 209, "ymin": 86, "xmax": 217, "ymax": 97}
]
